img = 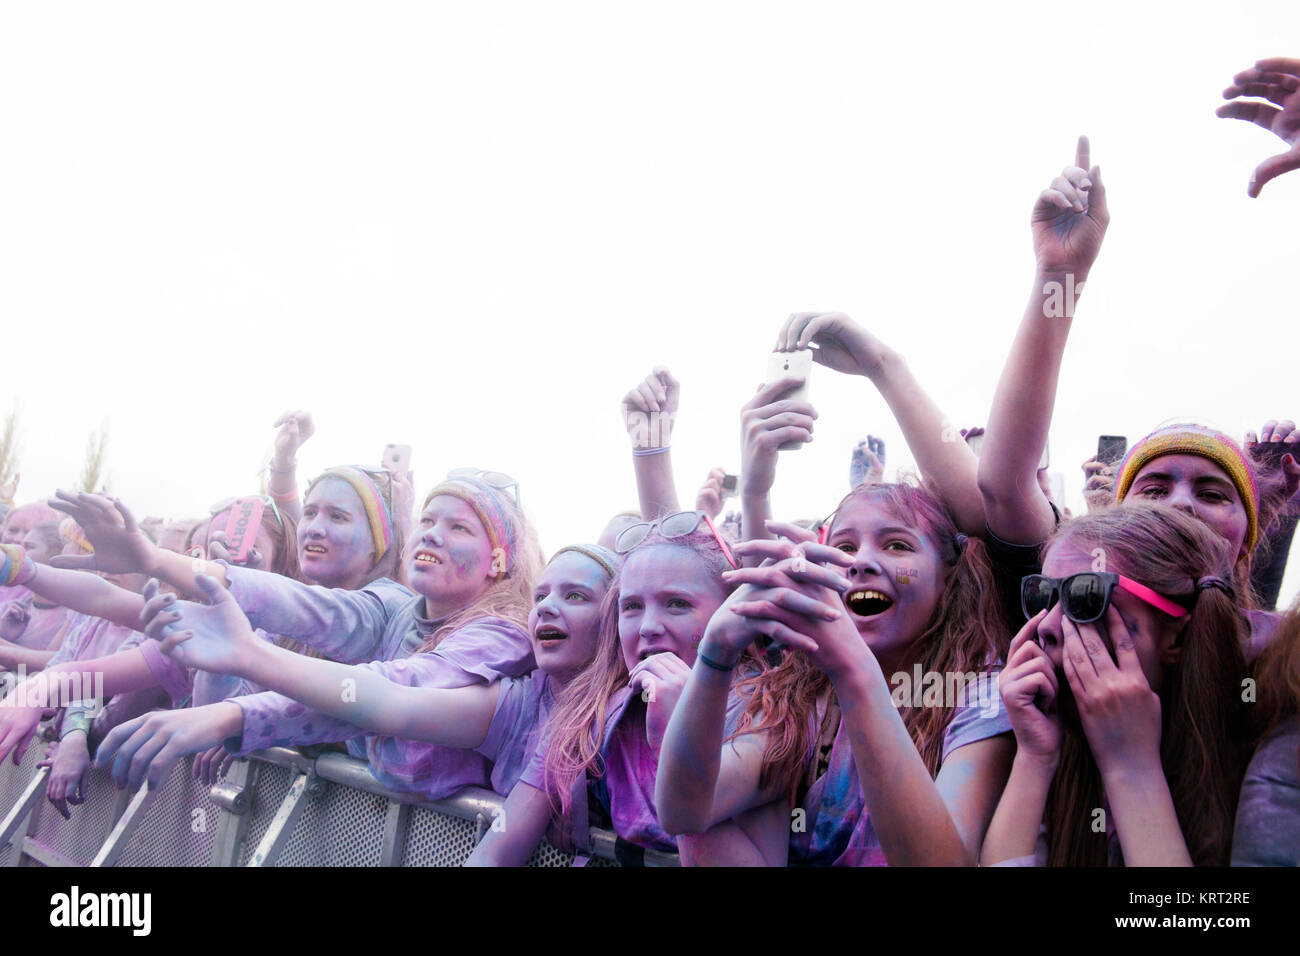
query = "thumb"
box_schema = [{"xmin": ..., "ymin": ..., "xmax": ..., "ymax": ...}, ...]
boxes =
[
  {"xmin": 194, "ymin": 573, "xmax": 227, "ymax": 605},
  {"xmin": 1249, "ymin": 148, "xmax": 1300, "ymax": 198}
]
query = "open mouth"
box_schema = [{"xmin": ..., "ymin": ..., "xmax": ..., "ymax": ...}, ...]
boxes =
[
  {"xmin": 303, "ymin": 544, "xmax": 328, "ymax": 556},
  {"xmin": 412, "ymin": 550, "xmax": 443, "ymax": 568},
  {"xmin": 845, "ymin": 589, "xmax": 895, "ymax": 617},
  {"xmin": 535, "ymin": 625, "xmax": 568, "ymax": 644}
]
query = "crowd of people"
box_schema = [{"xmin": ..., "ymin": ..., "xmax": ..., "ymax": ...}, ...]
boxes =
[{"xmin": 1, "ymin": 56, "xmax": 1299, "ymax": 867}]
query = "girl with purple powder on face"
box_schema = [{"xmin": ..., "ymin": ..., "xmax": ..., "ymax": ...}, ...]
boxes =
[
  {"xmin": 656, "ymin": 481, "xmax": 1014, "ymax": 866},
  {"xmin": 465, "ymin": 517, "xmax": 755, "ymax": 866},
  {"xmin": 18, "ymin": 475, "xmax": 544, "ymax": 802},
  {"xmin": 97, "ymin": 544, "xmax": 618, "ymax": 806}
]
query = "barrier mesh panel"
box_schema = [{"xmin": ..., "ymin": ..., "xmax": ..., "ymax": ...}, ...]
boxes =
[
  {"xmin": 526, "ymin": 840, "xmax": 575, "ymax": 868},
  {"xmin": 27, "ymin": 764, "xmax": 120, "ymax": 866},
  {"xmin": 237, "ymin": 762, "xmax": 295, "ymax": 866},
  {"xmin": 0, "ymin": 738, "xmax": 43, "ymax": 819},
  {"xmin": 276, "ymin": 780, "xmax": 386, "ymax": 867},
  {"xmin": 402, "ymin": 805, "xmax": 481, "ymax": 866},
  {"xmin": 114, "ymin": 756, "xmax": 217, "ymax": 867}
]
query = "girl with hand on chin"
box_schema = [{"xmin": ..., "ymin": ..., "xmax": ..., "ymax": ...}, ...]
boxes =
[{"xmin": 468, "ymin": 515, "xmax": 751, "ymax": 866}]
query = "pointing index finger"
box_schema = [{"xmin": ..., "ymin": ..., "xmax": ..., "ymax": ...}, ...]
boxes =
[{"xmin": 1076, "ymin": 135, "xmax": 1090, "ymax": 172}]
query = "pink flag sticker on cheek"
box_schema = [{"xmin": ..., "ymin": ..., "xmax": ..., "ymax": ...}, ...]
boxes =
[{"xmin": 895, "ymin": 567, "xmax": 918, "ymax": 586}]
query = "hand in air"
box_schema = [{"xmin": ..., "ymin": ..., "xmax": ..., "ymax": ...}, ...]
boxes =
[
  {"xmin": 1032, "ymin": 136, "xmax": 1109, "ymax": 281},
  {"xmin": 621, "ymin": 367, "xmax": 680, "ymax": 450},
  {"xmin": 47, "ymin": 492, "xmax": 156, "ymax": 575},
  {"xmin": 1218, "ymin": 58, "xmax": 1300, "ymax": 197},
  {"xmin": 272, "ymin": 410, "xmax": 316, "ymax": 461}
]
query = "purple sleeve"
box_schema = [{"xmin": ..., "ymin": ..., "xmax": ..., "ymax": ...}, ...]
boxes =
[
  {"xmin": 223, "ymin": 565, "xmax": 412, "ymax": 665},
  {"xmin": 941, "ymin": 668, "xmax": 1013, "ymax": 763},
  {"xmin": 228, "ymin": 617, "xmax": 534, "ymax": 757},
  {"xmin": 43, "ymin": 613, "xmax": 94, "ymax": 669},
  {"xmin": 136, "ymin": 640, "xmax": 193, "ymax": 706}
]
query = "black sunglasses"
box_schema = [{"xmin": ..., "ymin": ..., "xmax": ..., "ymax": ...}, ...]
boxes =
[{"xmin": 1021, "ymin": 572, "xmax": 1189, "ymax": 624}]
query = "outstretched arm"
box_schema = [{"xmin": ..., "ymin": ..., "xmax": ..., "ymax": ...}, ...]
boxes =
[
  {"xmin": 980, "ymin": 136, "xmax": 1108, "ymax": 544},
  {"xmin": 142, "ymin": 575, "xmax": 499, "ymax": 745}
]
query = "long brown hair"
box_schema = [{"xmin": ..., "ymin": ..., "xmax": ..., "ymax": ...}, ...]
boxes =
[
  {"xmin": 541, "ymin": 527, "xmax": 735, "ymax": 817},
  {"xmin": 1041, "ymin": 503, "xmax": 1250, "ymax": 866},
  {"xmin": 730, "ymin": 480, "xmax": 1009, "ymax": 803}
]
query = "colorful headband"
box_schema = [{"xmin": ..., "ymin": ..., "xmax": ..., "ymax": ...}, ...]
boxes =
[
  {"xmin": 1113, "ymin": 424, "xmax": 1259, "ymax": 551},
  {"xmin": 0, "ymin": 544, "xmax": 36, "ymax": 587},
  {"xmin": 551, "ymin": 544, "xmax": 621, "ymax": 580},
  {"xmin": 308, "ymin": 467, "xmax": 394, "ymax": 567},
  {"xmin": 423, "ymin": 478, "xmax": 515, "ymax": 579},
  {"xmin": 59, "ymin": 518, "xmax": 94, "ymax": 554}
]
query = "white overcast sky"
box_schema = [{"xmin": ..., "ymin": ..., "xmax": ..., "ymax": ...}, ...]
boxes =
[{"xmin": 2, "ymin": 2, "xmax": 1298, "ymax": 600}]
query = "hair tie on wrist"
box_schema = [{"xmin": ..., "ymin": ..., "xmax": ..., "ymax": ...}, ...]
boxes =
[
  {"xmin": 697, "ymin": 650, "xmax": 735, "ymax": 672},
  {"xmin": 632, "ymin": 446, "xmax": 671, "ymax": 457}
]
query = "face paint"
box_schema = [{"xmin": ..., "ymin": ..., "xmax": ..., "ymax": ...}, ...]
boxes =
[
  {"xmin": 616, "ymin": 544, "xmax": 729, "ymax": 669},
  {"xmin": 895, "ymin": 567, "xmax": 919, "ymax": 586},
  {"xmin": 408, "ymin": 495, "xmax": 495, "ymax": 619},
  {"xmin": 299, "ymin": 478, "xmax": 375, "ymax": 588}
]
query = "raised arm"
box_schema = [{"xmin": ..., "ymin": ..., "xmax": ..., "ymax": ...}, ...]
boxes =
[
  {"xmin": 738, "ymin": 378, "xmax": 817, "ymax": 546},
  {"xmin": 266, "ymin": 410, "xmax": 316, "ymax": 524},
  {"xmin": 621, "ymin": 366, "xmax": 682, "ymax": 519},
  {"xmin": 979, "ymin": 136, "xmax": 1108, "ymax": 544},
  {"xmin": 779, "ymin": 313, "xmax": 985, "ymax": 535}
]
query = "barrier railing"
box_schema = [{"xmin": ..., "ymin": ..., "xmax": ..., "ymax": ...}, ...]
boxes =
[{"xmin": 0, "ymin": 729, "xmax": 679, "ymax": 867}]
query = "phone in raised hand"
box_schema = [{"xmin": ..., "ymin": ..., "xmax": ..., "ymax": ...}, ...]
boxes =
[
  {"xmin": 383, "ymin": 444, "xmax": 412, "ymax": 475},
  {"xmin": 764, "ymin": 350, "xmax": 813, "ymax": 451}
]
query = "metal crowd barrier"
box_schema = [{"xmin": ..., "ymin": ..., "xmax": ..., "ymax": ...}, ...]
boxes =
[{"xmin": 0, "ymin": 734, "xmax": 679, "ymax": 867}]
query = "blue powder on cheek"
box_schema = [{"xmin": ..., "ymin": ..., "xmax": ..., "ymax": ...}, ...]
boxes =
[{"xmin": 448, "ymin": 545, "xmax": 478, "ymax": 577}]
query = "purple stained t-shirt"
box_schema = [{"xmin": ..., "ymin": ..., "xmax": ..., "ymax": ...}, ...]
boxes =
[
  {"xmin": 789, "ymin": 668, "xmax": 1013, "ymax": 867},
  {"xmin": 226, "ymin": 610, "xmax": 535, "ymax": 800},
  {"xmin": 475, "ymin": 670, "xmax": 556, "ymax": 796},
  {"xmin": 521, "ymin": 678, "xmax": 754, "ymax": 853}
]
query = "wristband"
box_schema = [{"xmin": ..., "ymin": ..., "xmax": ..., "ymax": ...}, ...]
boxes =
[
  {"xmin": 632, "ymin": 446, "xmax": 671, "ymax": 457},
  {"xmin": 697, "ymin": 649, "xmax": 736, "ymax": 672},
  {"xmin": 269, "ymin": 485, "xmax": 299, "ymax": 503},
  {"xmin": 60, "ymin": 712, "xmax": 93, "ymax": 741},
  {"xmin": 268, "ymin": 458, "xmax": 297, "ymax": 474},
  {"xmin": 0, "ymin": 544, "xmax": 35, "ymax": 587}
]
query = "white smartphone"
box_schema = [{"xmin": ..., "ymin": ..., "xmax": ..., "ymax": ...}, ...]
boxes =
[
  {"xmin": 383, "ymin": 443, "xmax": 412, "ymax": 474},
  {"xmin": 764, "ymin": 350, "xmax": 813, "ymax": 451}
]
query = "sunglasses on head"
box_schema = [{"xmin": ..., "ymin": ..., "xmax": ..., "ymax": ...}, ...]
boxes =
[
  {"xmin": 447, "ymin": 468, "xmax": 521, "ymax": 508},
  {"xmin": 1021, "ymin": 572, "xmax": 1190, "ymax": 624},
  {"xmin": 614, "ymin": 510, "xmax": 739, "ymax": 569}
]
